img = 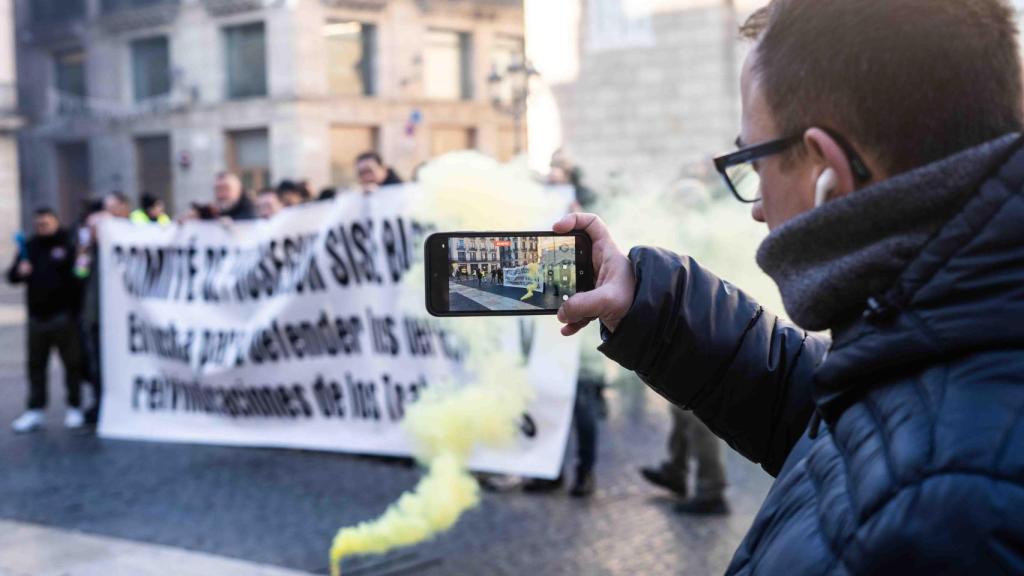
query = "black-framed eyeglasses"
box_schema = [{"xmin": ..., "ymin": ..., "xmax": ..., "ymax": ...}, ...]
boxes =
[{"xmin": 713, "ymin": 129, "xmax": 873, "ymax": 203}]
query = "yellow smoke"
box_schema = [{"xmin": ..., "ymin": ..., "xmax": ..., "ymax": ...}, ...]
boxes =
[
  {"xmin": 329, "ymin": 152, "xmax": 560, "ymax": 575},
  {"xmin": 329, "ymin": 364, "xmax": 533, "ymax": 575},
  {"xmin": 329, "ymin": 454, "xmax": 477, "ymax": 568},
  {"xmin": 520, "ymin": 263, "xmax": 542, "ymax": 301},
  {"xmin": 521, "ymin": 284, "xmax": 536, "ymax": 301}
]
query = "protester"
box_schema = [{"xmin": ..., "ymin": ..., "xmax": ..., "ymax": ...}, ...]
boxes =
[
  {"xmin": 8, "ymin": 208, "xmax": 84, "ymax": 432},
  {"xmin": 276, "ymin": 180, "xmax": 307, "ymax": 207},
  {"xmin": 556, "ymin": 0, "xmax": 1024, "ymax": 571},
  {"xmin": 523, "ymin": 158, "xmax": 606, "ymax": 497},
  {"xmin": 297, "ymin": 180, "xmax": 314, "ymax": 202},
  {"xmin": 77, "ymin": 201, "xmax": 108, "ymax": 426},
  {"xmin": 129, "ymin": 193, "xmax": 171, "ymax": 224},
  {"xmin": 103, "ymin": 191, "xmax": 131, "ymax": 219},
  {"xmin": 549, "ymin": 150, "xmax": 597, "ymax": 212},
  {"xmin": 356, "ymin": 151, "xmax": 403, "ymax": 193},
  {"xmin": 214, "ymin": 172, "xmax": 257, "ymax": 221},
  {"xmin": 256, "ymin": 188, "xmax": 284, "ymax": 219},
  {"xmin": 640, "ymin": 406, "xmax": 728, "ymax": 514}
]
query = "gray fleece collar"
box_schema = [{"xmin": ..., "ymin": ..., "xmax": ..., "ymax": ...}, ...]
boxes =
[{"xmin": 756, "ymin": 133, "xmax": 1022, "ymax": 331}]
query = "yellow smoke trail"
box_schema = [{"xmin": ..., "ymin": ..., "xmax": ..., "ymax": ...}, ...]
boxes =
[
  {"xmin": 329, "ymin": 454, "xmax": 477, "ymax": 570},
  {"xmin": 520, "ymin": 263, "xmax": 542, "ymax": 301},
  {"xmin": 520, "ymin": 284, "xmax": 536, "ymax": 301},
  {"xmin": 329, "ymin": 152, "xmax": 562, "ymax": 575},
  {"xmin": 329, "ymin": 366, "xmax": 533, "ymax": 575}
]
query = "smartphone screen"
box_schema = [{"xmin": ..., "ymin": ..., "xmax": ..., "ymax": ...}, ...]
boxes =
[{"xmin": 425, "ymin": 232, "xmax": 593, "ymax": 316}]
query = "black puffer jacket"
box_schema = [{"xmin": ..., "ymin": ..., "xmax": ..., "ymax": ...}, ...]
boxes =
[
  {"xmin": 600, "ymin": 144, "xmax": 1024, "ymax": 573},
  {"xmin": 7, "ymin": 229, "xmax": 80, "ymax": 320}
]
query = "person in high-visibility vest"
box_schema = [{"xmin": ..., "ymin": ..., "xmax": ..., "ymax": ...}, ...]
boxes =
[{"xmin": 129, "ymin": 194, "xmax": 171, "ymax": 225}]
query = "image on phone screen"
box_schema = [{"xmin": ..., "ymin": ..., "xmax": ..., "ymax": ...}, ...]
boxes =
[
  {"xmin": 426, "ymin": 232, "xmax": 593, "ymax": 317},
  {"xmin": 448, "ymin": 235, "xmax": 577, "ymax": 311}
]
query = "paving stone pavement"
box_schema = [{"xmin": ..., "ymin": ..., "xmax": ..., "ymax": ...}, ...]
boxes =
[{"xmin": 0, "ymin": 306, "xmax": 773, "ymax": 576}]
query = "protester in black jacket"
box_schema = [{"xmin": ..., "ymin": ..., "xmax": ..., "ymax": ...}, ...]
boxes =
[
  {"xmin": 214, "ymin": 172, "xmax": 257, "ymax": 221},
  {"xmin": 555, "ymin": 1, "xmax": 1024, "ymax": 573},
  {"xmin": 8, "ymin": 208, "xmax": 84, "ymax": 432},
  {"xmin": 356, "ymin": 151, "xmax": 403, "ymax": 193}
]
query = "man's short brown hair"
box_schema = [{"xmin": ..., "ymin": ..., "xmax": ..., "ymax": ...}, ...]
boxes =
[{"xmin": 742, "ymin": 0, "xmax": 1024, "ymax": 175}]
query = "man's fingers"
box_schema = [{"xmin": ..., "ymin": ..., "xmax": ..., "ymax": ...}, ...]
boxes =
[
  {"xmin": 560, "ymin": 320, "xmax": 591, "ymax": 337},
  {"xmin": 557, "ymin": 287, "xmax": 609, "ymax": 326}
]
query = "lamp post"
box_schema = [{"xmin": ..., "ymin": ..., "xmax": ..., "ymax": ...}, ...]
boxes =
[{"xmin": 487, "ymin": 57, "xmax": 538, "ymax": 155}]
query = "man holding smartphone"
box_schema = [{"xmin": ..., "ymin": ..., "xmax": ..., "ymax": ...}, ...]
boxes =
[{"xmin": 556, "ymin": 0, "xmax": 1024, "ymax": 572}]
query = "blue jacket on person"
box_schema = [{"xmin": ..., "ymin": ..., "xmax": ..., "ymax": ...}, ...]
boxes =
[{"xmin": 599, "ymin": 135, "xmax": 1024, "ymax": 573}]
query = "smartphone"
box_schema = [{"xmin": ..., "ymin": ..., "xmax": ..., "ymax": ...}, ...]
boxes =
[{"xmin": 425, "ymin": 232, "xmax": 594, "ymax": 316}]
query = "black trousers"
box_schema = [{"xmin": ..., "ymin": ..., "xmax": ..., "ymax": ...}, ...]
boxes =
[
  {"xmin": 573, "ymin": 378, "xmax": 600, "ymax": 473},
  {"xmin": 27, "ymin": 313, "xmax": 82, "ymax": 410},
  {"xmin": 80, "ymin": 320, "xmax": 102, "ymax": 423}
]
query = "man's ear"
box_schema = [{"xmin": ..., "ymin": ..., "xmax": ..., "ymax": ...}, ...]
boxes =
[{"xmin": 803, "ymin": 128, "xmax": 856, "ymax": 202}]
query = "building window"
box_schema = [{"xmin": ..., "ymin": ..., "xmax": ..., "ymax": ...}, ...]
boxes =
[
  {"xmin": 132, "ymin": 37, "xmax": 171, "ymax": 102},
  {"xmin": 54, "ymin": 49, "xmax": 87, "ymax": 115},
  {"xmin": 102, "ymin": 0, "xmax": 175, "ymax": 12},
  {"xmin": 56, "ymin": 142, "xmax": 91, "ymax": 222},
  {"xmin": 424, "ymin": 30, "xmax": 473, "ymax": 100},
  {"xmin": 325, "ymin": 20, "xmax": 376, "ymax": 97},
  {"xmin": 227, "ymin": 129, "xmax": 270, "ymax": 191},
  {"xmin": 136, "ymin": 135, "xmax": 173, "ymax": 209},
  {"xmin": 329, "ymin": 125, "xmax": 378, "ymax": 188},
  {"xmin": 33, "ymin": 0, "xmax": 86, "ymax": 24},
  {"xmin": 224, "ymin": 23, "xmax": 267, "ymax": 100},
  {"xmin": 431, "ymin": 127, "xmax": 476, "ymax": 156}
]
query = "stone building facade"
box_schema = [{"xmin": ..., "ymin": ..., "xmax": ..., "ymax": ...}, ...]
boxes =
[
  {"xmin": 527, "ymin": 0, "xmax": 749, "ymax": 195},
  {"xmin": 15, "ymin": 0, "xmax": 524, "ymax": 222},
  {"xmin": 531, "ymin": 0, "xmax": 1024, "ymax": 195},
  {"xmin": 0, "ymin": 0, "xmax": 20, "ymax": 263}
]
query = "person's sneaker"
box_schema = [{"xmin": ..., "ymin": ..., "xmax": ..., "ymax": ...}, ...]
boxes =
[
  {"xmin": 523, "ymin": 473, "xmax": 564, "ymax": 493},
  {"xmin": 675, "ymin": 496, "xmax": 729, "ymax": 516},
  {"xmin": 478, "ymin": 474, "xmax": 523, "ymax": 493},
  {"xmin": 64, "ymin": 408, "xmax": 85, "ymax": 429},
  {"xmin": 639, "ymin": 466, "xmax": 688, "ymax": 498},
  {"xmin": 11, "ymin": 410, "xmax": 45, "ymax": 433},
  {"xmin": 569, "ymin": 469, "xmax": 595, "ymax": 498}
]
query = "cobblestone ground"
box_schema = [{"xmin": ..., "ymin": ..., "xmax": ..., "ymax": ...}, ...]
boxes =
[{"xmin": 0, "ymin": 308, "xmax": 773, "ymax": 576}]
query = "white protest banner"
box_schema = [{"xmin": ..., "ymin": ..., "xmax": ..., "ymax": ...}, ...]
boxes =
[
  {"xmin": 502, "ymin": 265, "xmax": 543, "ymax": 291},
  {"xmin": 98, "ymin": 186, "xmax": 579, "ymax": 479}
]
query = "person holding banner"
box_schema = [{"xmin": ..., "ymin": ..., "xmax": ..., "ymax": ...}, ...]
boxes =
[
  {"xmin": 129, "ymin": 194, "xmax": 171, "ymax": 225},
  {"xmin": 355, "ymin": 151, "xmax": 403, "ymax": 194},
  {"xmin": 256, "ymin": 188, "xmax": 284, "ymax": 219},
  {"xmin": 8, "ymin": 208, "xmax": 85, "ymax": 432},
  {"xmin": 103, "ymin": 191, "xmax": 131, "ymax": 220},
  {"xmin": 214, "ymin": 172, "xmax": 257, "ymax": 221}
]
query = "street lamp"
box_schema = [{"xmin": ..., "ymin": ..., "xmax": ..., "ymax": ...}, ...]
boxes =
[{"xmin": 487, "ymin": 58, "xmax": 538, "ymax": 155}]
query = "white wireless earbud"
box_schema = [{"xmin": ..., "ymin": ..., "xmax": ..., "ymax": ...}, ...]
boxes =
[{"xmin": 814, "ymin": 168, "xmax": 838, "ymax": 208}]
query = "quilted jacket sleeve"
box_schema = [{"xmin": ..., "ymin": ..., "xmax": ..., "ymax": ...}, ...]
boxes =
[{"xmin": 599, "ymin": 247, "xmax": 830, "ymax": 476}]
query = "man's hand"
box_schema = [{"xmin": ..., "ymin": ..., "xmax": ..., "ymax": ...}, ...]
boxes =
[
  {"xmin": 553, "ymin": 213, "xmax": 635, "ymax": 336},
  {"xmin": 17, "ymin": 261, "xmax": 32, "ymax": 277}
]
